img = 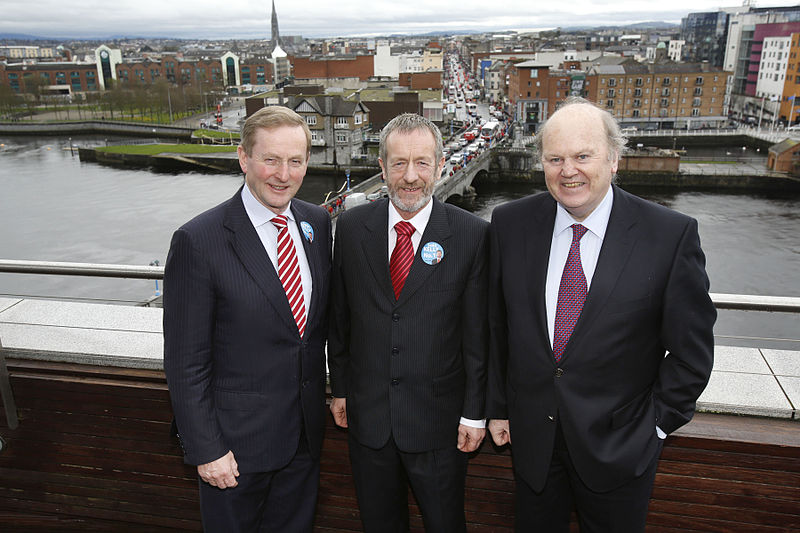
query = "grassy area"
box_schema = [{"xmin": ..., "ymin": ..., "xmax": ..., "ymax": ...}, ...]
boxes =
[
  {"xmin": 194, "ymin": 128, "xmax": 241, "ymax": 140},
  {"xmin": 96, "ymin": 144, "xmax": 238, "ymax": 155}
]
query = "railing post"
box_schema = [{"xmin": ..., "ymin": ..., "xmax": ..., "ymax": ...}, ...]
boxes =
[{"xmin": 0, "ymin": 337, "xmax": 19, "ymax": 430}]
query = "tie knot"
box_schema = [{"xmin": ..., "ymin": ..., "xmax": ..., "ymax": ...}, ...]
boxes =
[
  {"xmin": 271, "ymin": 215, "xmax": 288, "ymax": 230},
  {"xmin": 571, "ymin": 224, "xmax": 588, "ymax": 242},
  {"xmin": 395, "ymin": 221, "xmax": 415, "ymax": 237}
]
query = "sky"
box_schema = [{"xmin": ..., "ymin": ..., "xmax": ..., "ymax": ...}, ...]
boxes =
[{"xmin": 3, "ymin": 1, "xmax": 800, "ymax": 40}]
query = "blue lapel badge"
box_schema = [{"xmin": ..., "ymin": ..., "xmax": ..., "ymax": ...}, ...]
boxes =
[
  {"xmin": 300, "ymin": 221, "xmax": 314, "ymax": 243},
  {"xmin": 421, "ymin": 242, "xmax": 444, "ymax": 265}
]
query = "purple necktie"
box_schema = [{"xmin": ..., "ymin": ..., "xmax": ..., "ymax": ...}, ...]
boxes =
[{"xmin": 553, "ymin": 224, "xmax": 588, "ymax": 362}]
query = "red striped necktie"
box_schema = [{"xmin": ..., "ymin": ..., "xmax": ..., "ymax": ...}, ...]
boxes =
[
  {"xmin": 553, "ymin": 224, "xmax": 588, "ymax": 362},
  {"xmin": 389, "ymin": 221, "xmax": 415, "ymax": 300},
  {"xmin": 271, "ymin": 215, "xmax": 307, "ymax": 337}
]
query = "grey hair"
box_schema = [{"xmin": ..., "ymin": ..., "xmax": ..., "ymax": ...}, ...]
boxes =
[
  {"xmin": 533, "ymin": 96, "xmax": 627, "ymax": 165},
  {"xmin": 379, "ymin": 113, "xmax": 444, "ymax": 166}
]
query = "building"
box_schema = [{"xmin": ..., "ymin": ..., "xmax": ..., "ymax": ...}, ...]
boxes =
[
  {"xmin": 244, "ymin": 90, "xmax": 370, "ymax": 166},
  {"xmin": 589, "ymin": 62, "xmax": 731, "ymax": 129},
  {"xmin": 680, "ymin": 11, "xmax": 730, "ymax": 66}
]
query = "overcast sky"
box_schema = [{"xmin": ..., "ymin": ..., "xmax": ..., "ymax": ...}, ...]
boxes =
[{"xmin": 4, "ymin": 1, "xmax": 800, "ymax": 40}]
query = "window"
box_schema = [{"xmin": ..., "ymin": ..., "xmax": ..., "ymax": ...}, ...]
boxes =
[
  {"xmin": 336, "ymin": 116, "xmax": 348, "ymax": 128},
  {"xmin": 354, "ymin": 114, "xmax": 362, "ymax": 125},
  {"xmin": 305, "ymin": 115, "xmax": 316, "ymax": 126},
  {"xmin": 663, "ymin": 88, "xmax": 670, "ymax": 96},
  {"xmin": 691, "ymin": 108, "xmax": 700, "ymax": 116},
  {"xmin": 311, "ymin": 131, "xmax": 321, "ymax": 142},
  {"xmin": 608, "ymin": 88, "xmax": 615, "ymax": 98},
  {"xmin": 635, "ymin": 77, "xmax": 643, "ymax": 86},
  {"xmin": 694, "ymin": 87, "xmax": 702, "ymax": 96},
  {"xmin": 336, "ymin": 132, "xmax": 347, "ymax": 143},
  {"xmin": 608, "ymin": 78, "xmax": 616, "ymax": 87},
  {"xmin": 632, "ymin": 109, "xmax": 640, "ymax": 117},
  {"xmin": 606, "ymin": 99, "xmax": 614, "ymax": 108},
  {"xmin": 634, "ymin": 88, "xmax": 642, "ymax": 97},
  {"xmin": 633, "ymin": 99, "xmax": 641, "ymax": 107},
  {"xmin": 692, "ymin": 98, "xmax": 701, "ymax": 107}
]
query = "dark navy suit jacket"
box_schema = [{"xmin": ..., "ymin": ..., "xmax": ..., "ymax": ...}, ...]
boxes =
[
  {"xmin": 328, "ymin": 197, "xmax": 489, "ymax": 453},
  {"xmin": 487, "ymin": 185, "xmax": 716, "ymax": 492},
  {"xmin": 163, "ymin": 187, "xmax": 331, "ymax": 473}
]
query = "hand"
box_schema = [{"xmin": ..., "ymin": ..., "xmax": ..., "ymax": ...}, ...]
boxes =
[
  {"xmin": 330, "ymin": 397, "xmax": 348, "ymax": 428},
  {"xmin": 457, "ymin": 424, "xmax": 485, "ymax": 453},
  {"xmin": 488, "ymin": 419, "xmax": 511, "ymax": 446},
  {"xmin": 197, "ymin": 450, "xmax": 239, "ymax": 489}
]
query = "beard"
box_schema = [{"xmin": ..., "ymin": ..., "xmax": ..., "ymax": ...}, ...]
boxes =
[{"xmin": 387, "ymin": 180, "xmax": 435, "ymax": 214}]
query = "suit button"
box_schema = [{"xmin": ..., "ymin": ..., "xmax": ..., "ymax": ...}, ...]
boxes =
[
  {"xmin": 555, "ymin": 368, "xmax": 564, "ymax": 378},
  {"xmin": 392, "ymin": 313, "xmax": 400, "ymax": 322},
  {"xmin": 391, "ymin": 379, "xmax": 399, "ymax": 386},
  {"xmin": 391, "ymin": 347, "xmax": 399, "ymax": 355},
  {"xmin": 302, "ymin": 380, "xmax": 309, "ymax": 388},
  {"xmin": 548, "ymin": 415, "xmax": 554, "ymax": 421}
]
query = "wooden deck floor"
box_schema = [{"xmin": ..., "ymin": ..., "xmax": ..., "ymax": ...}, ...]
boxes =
[{"xmin": 0, "ymin": 359, "xmax": 798, "ymax": 532}]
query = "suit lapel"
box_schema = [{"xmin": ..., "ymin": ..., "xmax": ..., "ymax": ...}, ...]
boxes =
[
  {"xmin": 224, "ymin": 189, "xmax": 299, "ymax": 334},
  {"xmin": 567, "ymin": 185, "xmax": 639, "ymax": 356},
  {"xmin": 359, "ymin": 199, "xmax": 396, "ymax": 303},
  {"xmin": 526, "ymin": 195, "xmax": 557, "ymax": 357},
  {"xmin": 291, "ymin": 202, "xmax": 322, "ymax": 331},
  {"xmin": 396, "ymin": 198, "xmax": 452, "ymax": 304}
]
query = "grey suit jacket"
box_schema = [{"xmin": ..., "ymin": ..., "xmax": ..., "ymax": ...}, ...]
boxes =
[{"xmin": 328, "ymin": 197, "xmax": 489, "ymax": 453}]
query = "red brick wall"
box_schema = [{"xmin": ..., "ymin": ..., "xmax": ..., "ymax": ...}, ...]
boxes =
[{"xmin": 291, "ymin": 55, "xmax": 374, "ymax": 81}]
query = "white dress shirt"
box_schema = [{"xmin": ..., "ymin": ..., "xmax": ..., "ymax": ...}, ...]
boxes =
[
  {"xmin": 241, "ymin": 185, "xmax": 313, "ymax": 315},
  {"xmin": 545, "ymin": 185, "xmax": 613, "ymax": 345},
  {"xmin": 387, "ymin": 200, "xmax": 485, "ymax": 430}
]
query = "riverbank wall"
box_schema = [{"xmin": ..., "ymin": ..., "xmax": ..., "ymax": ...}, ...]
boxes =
[
  {"xmin": 0, "ymin": 120, "xmax": 194, "ymax": 139},
  {"xmin": 77, "ymin": 146, "xmax": 380, "ymax": 177}
]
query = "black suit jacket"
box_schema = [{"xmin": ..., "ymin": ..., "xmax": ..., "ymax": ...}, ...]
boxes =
[
  {"xmin": 163, "ymin": 187, "xmax": 331, "ymax": 473},
  {"xmin": 487, "ymin": 185, "xmax": 715, "ymax": 492},
  {"xmin": 328, "ymin": 198, "xmax": 488, "ymax": 453}
]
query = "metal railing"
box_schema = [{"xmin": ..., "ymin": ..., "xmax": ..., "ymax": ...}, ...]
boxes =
[
  {"xmin": 0, "ymin": 259, "xmax": 798, "ymax": 313},
  {"xmin": 0, "ymin": 259, "xmax": 798, "ymax": 435}
]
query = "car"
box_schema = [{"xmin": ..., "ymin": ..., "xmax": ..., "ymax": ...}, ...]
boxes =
[
  {"xmin": 787, "ymin": 124, "xmax": 800, "ymax": 131},
  {"xmin": 449, "ymin": 153, "xmax": 463, "ymax": 165},
  {"xmin": 621, "ymin": 126, "xmax": 638, "ymax": 134}
]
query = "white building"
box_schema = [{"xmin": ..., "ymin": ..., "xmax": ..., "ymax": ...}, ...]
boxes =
[{"xmin": 756, "ymin": 35, "xmax": 790, "ymax": 101}]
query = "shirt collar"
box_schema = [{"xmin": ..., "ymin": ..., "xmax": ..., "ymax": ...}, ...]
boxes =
[
  {"xmin": 241, "ymin": 184, "xmax": 294, "ymax": 227},
  {"xmin": 388, "ymin": 198, "xmax": 434, "ymax": 235},
  {"xmin": 554, "ymin": 184, "xmax": 614, "ymax": 240}
]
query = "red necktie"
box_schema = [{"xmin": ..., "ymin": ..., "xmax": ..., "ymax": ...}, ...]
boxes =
[
  {"xmin": 389, "ymin": 221, "xmax": 415, "ymax": 300},
  {"xmin": 271, "ymin": 215, "xmax": 306, "ymax": 337},
  {"xmin": 553, "ymin": 224, "xmax": 588, "ymax": 362}
]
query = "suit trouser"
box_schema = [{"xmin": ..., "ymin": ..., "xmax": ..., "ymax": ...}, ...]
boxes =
[
  {"xmin": 198, "ymin": 431, "xmax": 319, "ymax": 533},
  {"xmin": 348, "ymin": 432, "xmax": 468, "ymax": 533},
  {"xmin": 514, "ymin": 422, "xmax": 663, "ymax": 533}
]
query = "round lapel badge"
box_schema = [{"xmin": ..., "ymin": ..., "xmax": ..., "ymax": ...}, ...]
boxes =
[
  {"xmin": 300, "ymin": 221, "xmax": 314, "ymax": 243},
  {"xmin": 421, "ymin": 242, "xmax": 444, "ymax": 265}
]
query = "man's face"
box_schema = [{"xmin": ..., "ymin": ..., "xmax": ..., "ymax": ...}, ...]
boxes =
[
  {"xmin": 541, "ymin": 105, "xmax": 617, "ymax": 222},
  {"xmin": 380, "ymin": 128, "xmax": 444, "ymax": 219},
  {"xmin": 238, "ymin": 125, "xmax": 308, "ymax": 215}
]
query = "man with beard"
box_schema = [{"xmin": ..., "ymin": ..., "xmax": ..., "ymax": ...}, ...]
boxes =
[{"xmin": 328, "ymin": 113, "xmax": 489, "ymax": 532}]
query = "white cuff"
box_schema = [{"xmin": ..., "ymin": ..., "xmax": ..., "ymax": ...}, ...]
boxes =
[
  {"xmin": 460, "ymin": 417, "xmax": 486, "ymax": 429},
  {"xmin": 656, "ymin": 425, "xmax": 667, "ymax": 439}
]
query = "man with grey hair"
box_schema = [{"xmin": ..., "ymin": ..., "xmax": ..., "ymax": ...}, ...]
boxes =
[
  {"xmin": 328, "ymin": 113, "xmax": 489, "ymax": 532},
  {"xmin": 487, "ymin": 97, "xmax": 715, "ymax": 531}
]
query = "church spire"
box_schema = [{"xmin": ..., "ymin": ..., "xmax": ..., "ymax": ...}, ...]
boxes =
[{"xmin": 270, "ymin": 0, "xmax": 284, "ymax": 57}]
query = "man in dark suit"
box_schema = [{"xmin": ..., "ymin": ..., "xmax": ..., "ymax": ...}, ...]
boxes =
[
  {"xmin": 487, "ymin": 97, "xmax": 716, "ymax": 532},
  {"xmin": 163, "ymin": 105, "xmax": 331, "ymax": 532},
  {"xmin": 328, "ymin": 113, "xmax": 488, "ymax": 532}
]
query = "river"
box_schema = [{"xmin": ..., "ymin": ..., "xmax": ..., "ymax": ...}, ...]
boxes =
[{"xmin": 0, "ymin": 135, "xmax": 797, "ymax": 349}]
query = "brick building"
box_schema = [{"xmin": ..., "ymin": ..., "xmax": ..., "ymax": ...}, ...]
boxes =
[{"xmin": 290, "ymin": 55, "xmax": 374, "ymax": 81}]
